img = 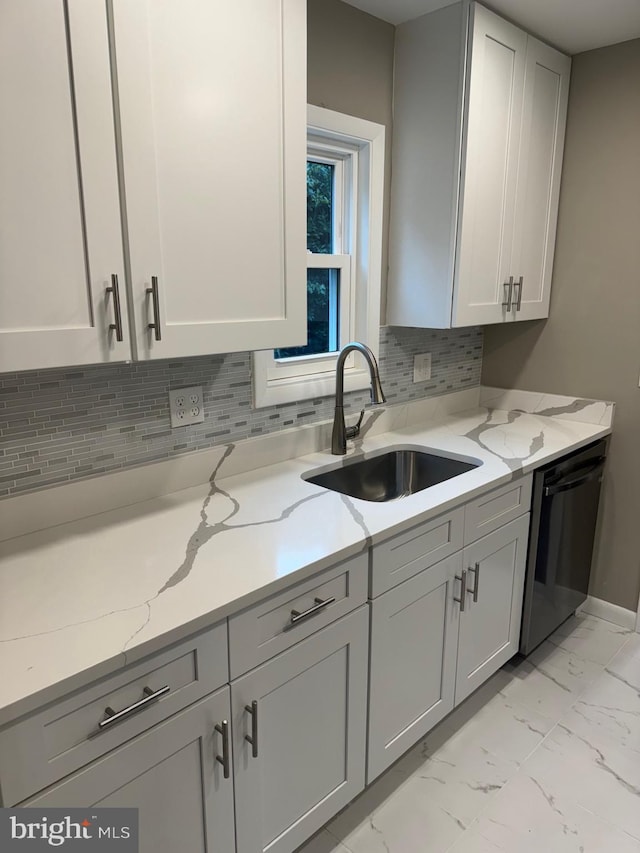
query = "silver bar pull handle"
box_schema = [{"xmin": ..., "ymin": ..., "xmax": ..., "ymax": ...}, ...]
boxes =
[
  {"xmin": 245, "ymin": 700, "xmax": 258, "ymax": 758},
  {"xmin": 514, "ymin": 276, "xmax": 523, "ymax": 311},
  {"xmin": 97, "ymin": 684, "xmax": 170, "ymax": 732},
  {"xmin": 468, "ymin": 561, "xmax": 480, "ymax": 603},
  {"xmin": 502, "ymin": 276, "xmax": 514, "ymax": 310},
  {"xmin": 454, "ymin": 571, "xmax": 467, "ymax": 612},
  {"xmin": 286, "ymin": 596, "xmax": 336, "ymax": 630},
  {"xmin": 107, "ymin": 274, "xmax": 123, "ymax": 342},
  {"xmin": 215, "ymin": 720, "xmax": 230, "ymax": 779},
  {"xmin": 544, "ymin": 458, "xmax": 606, "ymax": 496},
  {"xmin": 146, "ymin": 276, "xmax": 162, "ymax": 341}
]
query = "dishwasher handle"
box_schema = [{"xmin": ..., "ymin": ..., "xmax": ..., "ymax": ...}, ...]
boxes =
[{"xmin": 544, "ymin": 458, "xmax": 606, "ymax": 497}]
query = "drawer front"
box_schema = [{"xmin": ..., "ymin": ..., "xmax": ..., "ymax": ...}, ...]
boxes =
[
  {"xmin": 464, "ymin": 475, "xmax": 533, "ymax": 545},
  {"xmin": 228, "ymin": 552, "xmax": 368, "ymax": 679},
  {"xmin": 21, "ymin": 688, "xmax": 235, "ymax": 853},
  {"xmin": 0, "ymin": 621, "xmax": 228, "ymax": 806},
  {"xmin": 370, "ymin": 508, "xmax": 464, "ymax": 597}
]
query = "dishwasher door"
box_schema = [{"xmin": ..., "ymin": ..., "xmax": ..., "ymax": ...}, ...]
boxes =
[{"xmin": 519, "ymin": 440, "xmax": 607, "ymax": 656}]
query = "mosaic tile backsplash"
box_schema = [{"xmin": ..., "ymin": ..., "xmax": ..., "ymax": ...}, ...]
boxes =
[{"xmin": 0, "ymin": 326, "xmax": 482, "ymax": 499}]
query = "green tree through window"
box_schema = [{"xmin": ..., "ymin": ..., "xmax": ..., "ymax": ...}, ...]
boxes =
[
  {"xmin": 306, "ymin": 161, "xmax": 333, "ymax": 253},
  {"xmin": 275, "ymin": 161, "xmax": 338, "ymax": 359}
]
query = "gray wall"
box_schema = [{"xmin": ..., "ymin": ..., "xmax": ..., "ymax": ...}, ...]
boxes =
[
  {"xmin": 482, "ymin": 39, "xmax": 640, "ymax": 612},
  {"xmin": 308, "ymin": 0, "xmax": 395, "ymax": 318}
]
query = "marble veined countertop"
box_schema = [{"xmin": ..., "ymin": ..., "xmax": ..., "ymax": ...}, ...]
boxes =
[{"xmin": 0, "ymin": 388, "xmax": 613, "ymax": 725}]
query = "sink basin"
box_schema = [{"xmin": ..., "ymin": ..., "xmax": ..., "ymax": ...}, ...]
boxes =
[{"xmin": 304, "ymin": 447, "xmax": 480, "ymax": 502}]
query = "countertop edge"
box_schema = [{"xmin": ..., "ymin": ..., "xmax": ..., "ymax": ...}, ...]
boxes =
[
  {"xmin": 0, "ymin": 540, "xmax": 367, "ymax": 728},
  {"xmin": 0, "ymin": 415, "xmax": 613, "ymax": 728}
]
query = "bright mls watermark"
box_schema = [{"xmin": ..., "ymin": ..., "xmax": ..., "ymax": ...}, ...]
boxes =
[{"xmin": 0, "ymin": 809, "xmax": 138, "ymax": 851}]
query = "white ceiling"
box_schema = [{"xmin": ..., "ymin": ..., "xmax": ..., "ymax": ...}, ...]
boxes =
[{"xmin": 341, "ymin": 0, "xmax": 640, "ymax": 54}]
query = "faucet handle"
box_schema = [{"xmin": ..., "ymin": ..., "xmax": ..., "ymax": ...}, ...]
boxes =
[{"xmin": 345, "ymin": 409, "xmax": 365, "ymax": 441}]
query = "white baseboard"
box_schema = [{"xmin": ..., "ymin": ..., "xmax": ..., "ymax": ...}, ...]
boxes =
[{"xmin": 576, "ymin": 596, "xmax": 638, "ymax": 631}]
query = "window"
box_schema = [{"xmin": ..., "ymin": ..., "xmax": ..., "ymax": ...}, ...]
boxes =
[
  {"xmin": 252, "ymin": 105, "xmax": 385, "ymax": 407},
  {"xmin": 275, "ymin": 157, "xmax": 345, "ymax": 360}
]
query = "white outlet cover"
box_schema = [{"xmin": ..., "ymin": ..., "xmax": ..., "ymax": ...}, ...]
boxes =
[
  {"xmin": 169, "ymin": 386, "xmax": 205, "ymax": 428},
  {"xmin": 413, "ymin": 353, "xmax": 432, "ymax": 383}
]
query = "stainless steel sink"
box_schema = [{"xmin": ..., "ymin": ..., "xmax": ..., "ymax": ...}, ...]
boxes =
[{"xmin": 303, "ymin": 447, "xmax": 480, "ymax": 502}]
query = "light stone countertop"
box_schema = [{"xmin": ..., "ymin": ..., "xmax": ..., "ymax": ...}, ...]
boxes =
[{"xmin": 0, "ymin": 389, "xmax": 614, "ymax": 726}]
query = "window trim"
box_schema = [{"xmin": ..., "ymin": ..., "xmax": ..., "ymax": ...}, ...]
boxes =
[{"xmin": 253, "ymin": 105, "xmax": 385, "ymax": 408}]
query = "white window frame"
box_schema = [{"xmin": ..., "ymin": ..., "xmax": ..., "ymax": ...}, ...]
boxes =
[{"xmin": 252, "ymin": 105, "xmax": 385, "ymax": 407}]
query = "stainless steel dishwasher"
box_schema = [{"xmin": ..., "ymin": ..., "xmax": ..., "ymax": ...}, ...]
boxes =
[{"xmin": 519, "ymin": 438, "xmax": 608, "ymax": 655}]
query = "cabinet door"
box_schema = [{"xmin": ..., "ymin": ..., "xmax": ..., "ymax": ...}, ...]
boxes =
[
  {"xmin": 23, "ymin": 689, "xmax": 235, "ymax": 853},
  {"xmin": 232, "ymin": 606, "xmax": 368, "ymax": 853},
  {"xmin": 453, "ymin": 4, "xmax": 527, "ymax": 326},
  {"xmin": 510, "ymin": 38, "xmax": 571, "ymax": 321},
  {"xmin": 0, "ymin": 0, "xmax": 131, "ymax": 372},
  {"xmin": 367, "ymin": 553, "xmax": 461, "ymax": 783},
  {"xmin": 112, "ymin": 0, "xmax": 306, "ymax": 360},
  {"xmin": 455, "ymin": 515, "xmax": 529, "ymax": 704}
]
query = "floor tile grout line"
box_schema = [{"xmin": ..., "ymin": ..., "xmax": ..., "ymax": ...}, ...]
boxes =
[
  {"xmin": 440, "ymin": 760, "xmax": 538, "ymax": 852},
  {"xmin": 302, "ymin": 617, "xmax": 637, "ymax": 853},
  {"xmin": 455, "ymin": 669, "xmax": 574, "ymax": 828},
  {"xmin": 392, "ymin": 674, "xmax": 567, "ymax": 849},
  {"xmin": 568, "ymin": 799, "xmax": 640, "ymax": 845},
  {"xmin": 442, "ymin": 647, "xmax": 637, "ymax": 847},
  {"xmin": 324, "ymin": 826, "xmax": 354, "ymax": 853},
  {"xmin": 444, "ymin": 762, "xmax": 640, "ymax": 852},
  {"xmin": 554, "ymin": 621, "xmax": 635, "ymax": 718},
  {"xmin": 542, "ymin": 614, "xmax": 633, "ymax": 662},
  {"xmin": 507, "ymin": 617, "xmax": 631, "ymax": 731},
  {"xmin": 438, "ymin": 615, "xmax": 630, "ymax": 848},
  {"xmin": 531, "ymin": 644, "xmax": 640, "ymax": 834},
  {"xmin": 512, "ymin": 621, "xmax": 626, "ymax": 765},
  {"xmin": 605, "ymin": 631, "xmax": 638, "ymax": 668},
  {"xmin": 417, "ymin": 619, "xmax": 630, "ymax": 849},
  {"xmin": 472, "ymin": 618, "xmax": 640, "ymax": 848}
]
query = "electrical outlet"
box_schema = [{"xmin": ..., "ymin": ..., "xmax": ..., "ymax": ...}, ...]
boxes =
[
  {"xmin": 169, "ymin": 385, "xmax": 205, "ymax": 428},
  {"xmin": 413, "ymin": 353, "xmax": 432, "ymax": 383}
]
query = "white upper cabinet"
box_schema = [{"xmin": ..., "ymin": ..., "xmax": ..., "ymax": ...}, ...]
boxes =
[
  {"xmin": 0, "ymin": 0, "xmax": 305, "ymax": 373},
  {"xmin": 0, "ymin": 1, "xmax": 131, "ymax": 372},
  {"xmin": 388, "ymin": 1, "xmax": 570, "ymax": 329},
  {"xmin": 454, "ymin": 7, "xmax": 527, "ymax": 326},
  {"xmin": 510, "ymin": 37, "xmax": 571, "ymax": 321},
  {"xmin": 111, "ymin": 0, "xmax": 306, "ymax": 360}
]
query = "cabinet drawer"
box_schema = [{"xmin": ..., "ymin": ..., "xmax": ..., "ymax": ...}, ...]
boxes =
[
  {"xmin": 228, "ymin": 552, "xmax": 368, "ymax": 679},
  {"xmin": 464, "ymin": 475, "xmax": 532, "ymax": 544},
  {"xmin": 371, "ymin": 508, "xmax": 464, "ymax": 597},
  {"xmin": 0, "ymin": 621, "xmax": 228, "ymax": 806},
  {"xmin": 21, "ymin": 687, "xmax": 235, "ymax": 852}
]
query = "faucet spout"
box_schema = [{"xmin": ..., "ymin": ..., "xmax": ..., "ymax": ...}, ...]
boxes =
[{"xmin": 331, "ymin": 342, "xmax": 386, "ymax": 455}]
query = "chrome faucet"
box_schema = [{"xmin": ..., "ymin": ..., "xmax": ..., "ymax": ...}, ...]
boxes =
[{"xmin": 331, "ymin": 342, "xmax": 386, "ymax": 455}]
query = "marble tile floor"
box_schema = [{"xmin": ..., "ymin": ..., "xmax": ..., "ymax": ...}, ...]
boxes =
[{"xmin": 298, "ymin": 614, "xmax": 640, "ymax": 853}]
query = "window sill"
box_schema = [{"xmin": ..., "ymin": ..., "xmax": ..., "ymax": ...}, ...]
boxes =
[{"xmin": 252, "ymin": 361, "xmax": 373, "ymax": 408}]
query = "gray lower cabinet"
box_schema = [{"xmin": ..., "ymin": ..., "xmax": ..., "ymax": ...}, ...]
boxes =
[
  {"xmin": 367, "ymin": 552, "xmax": 461, "ymax": 783},
  {"xmin": 23, "ymin": 687, "xmax": 235, "ymax": 853},
  {"xmin": 232, "ymin": 606, "xmax": 369, "ymax": 853},
  {"xmin": 10, "ymin": 491, "xmax": 531, "ymax": 853},
  {"xmin": 455, "ymin": 514, "xmax": 529, "ymax": 703},
  {"xmin": 367, "ymin": 512, "xmax": 530, "ymax": 780}
]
